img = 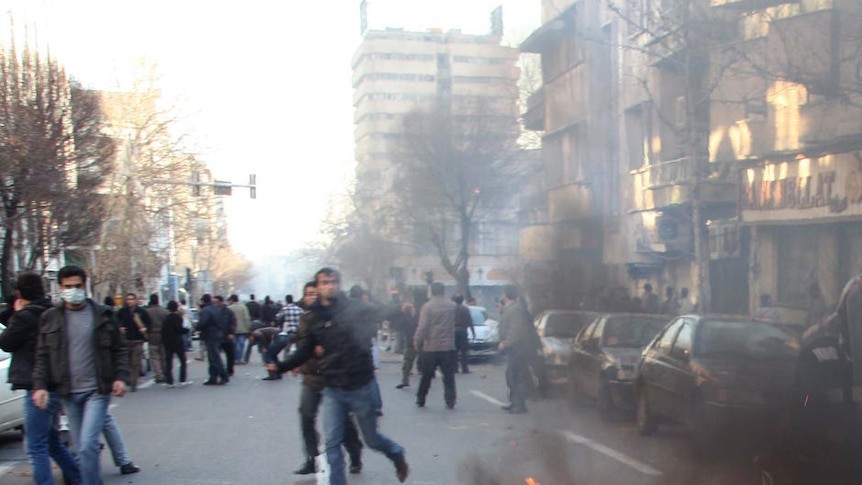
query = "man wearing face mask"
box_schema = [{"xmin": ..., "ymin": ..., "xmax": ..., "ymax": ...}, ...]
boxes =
[{"xmin": 32, "ymin": 265, "xmax": 130, "ymax": 485}]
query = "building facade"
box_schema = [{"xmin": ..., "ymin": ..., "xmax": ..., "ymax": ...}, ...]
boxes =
[
  {"xmin": 519, "ymin": 0, "xmax": 856, "ymax": 318},
  {"xmin": 352, "ymin": 18, "xmax": 522, "ymax": 304}
]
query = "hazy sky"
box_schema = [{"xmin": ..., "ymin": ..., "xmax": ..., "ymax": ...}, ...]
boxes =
[{"xmin": 4, "ymin": 0, "xmax": 540, "ymax": 261}]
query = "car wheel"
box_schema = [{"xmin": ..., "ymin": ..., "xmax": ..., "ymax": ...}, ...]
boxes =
[
  {"xmin": 636, "ymin": 387, "xmax": 656, "ymax": 436},
  {"xmin": 597, "ymin": 378, "xmax": 614, "ymax": 420}
]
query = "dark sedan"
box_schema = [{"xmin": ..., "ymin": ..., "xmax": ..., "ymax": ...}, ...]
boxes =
[
  {"xmin": 567, "ymin": 313, "xmax": 669, "ymax": 418},
  {"xmin": 535, "ymin": 310, "xmax": 599, "ymax": 381},
  {"xmin": 634, "ymin": 315, "xmax": 800, "ymax": 451}
]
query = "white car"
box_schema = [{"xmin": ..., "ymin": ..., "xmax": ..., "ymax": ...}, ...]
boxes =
[
  {"xmin": 466, "ymin": 306, "xmax": 501, "ymax": 358},
  {"xmin": 0, "ymin": 347, "xmax": 26, "ymax": 433}
]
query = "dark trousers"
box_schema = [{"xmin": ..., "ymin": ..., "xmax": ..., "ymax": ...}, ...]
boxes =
[
  {"xmin": 205, "ymin": 339, "xmax": 228, "ymax": 382},
  {"xmin": 164, "ymin": 345, "xmax": 187, "ymax": 384},
  {"xmin": 505, "ymin": 350, "xmax": 531, "ymax": 411},
  {"xmin": 299, "ymin": 383, "xmax": 362, "ymax": 463},
  {"xmin": 400, "ymin": 346, "xmax": 417, "ymax": 386},
  {"xmin": 455, "ymin": 330, "xmax": 470, "ymax": 373},
  {"xmin": 221, "ymin": 341, "xmax": 235, "ymax": 376},
  {"xmin": 416, "ymin": 350, "xmax": 457, "ymax": 407}
]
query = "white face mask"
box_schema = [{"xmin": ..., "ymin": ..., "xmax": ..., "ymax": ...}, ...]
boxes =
[{"xmin": 60, "ymin": 288, "xmax": 86, "ymax": 305}]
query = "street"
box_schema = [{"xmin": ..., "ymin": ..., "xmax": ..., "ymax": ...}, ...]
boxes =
[{"xmin": 0, "ymin": 351, "xmax": 763, "ymax": 485}]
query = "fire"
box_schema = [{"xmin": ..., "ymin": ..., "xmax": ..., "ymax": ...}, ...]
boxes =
[{"xmin": 525, "ymin": 479, "xmax": 541, "ymax": 485}]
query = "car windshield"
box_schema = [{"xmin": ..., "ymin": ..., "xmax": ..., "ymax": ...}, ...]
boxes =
[
  {"xmin": 545, "ymin": 313, "xmax": 592, "ymax": 338},
  {"xmin": 695, "ymin": 319, "xmax": 800, "ymax": 359},
  {"xmin": 602, "ymin": 316, "xmax": 668, "ymax": 348}
]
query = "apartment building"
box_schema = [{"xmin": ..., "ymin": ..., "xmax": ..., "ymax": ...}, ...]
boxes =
[
  {"xmin": 352, "ymin": 17, "xmax": 521, "ymax": 301},
  {"xmin": 710, "ymin": 0, "xmax": 862, "ymax": 321},
  {"xmin": 522, "ymin": 0, "xmax": 862, "ymax": 318}
]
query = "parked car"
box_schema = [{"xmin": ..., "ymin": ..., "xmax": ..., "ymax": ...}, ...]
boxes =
[
  {"xmin": 0, "ymin": 347, "xmax": 25, "ymax": 434},
  {"xmin": 568, "ymin": 313, "xmax": 669, "ymax": 418},
  {"xmin": 634, "ymin": 315, "xmax": 800, "ymax": 451},
  {"xmin": 466, "ymin": 306, "xmax": 500, "ymax": 359},
  {"xmin": 535, "ymin": 310, "xmax": 599, "ymax": 381}
]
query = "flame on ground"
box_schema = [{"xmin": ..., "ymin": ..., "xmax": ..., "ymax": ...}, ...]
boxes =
[{"xmin": 525, "ymin": 479, "xmax": 541, "ymax": 485}]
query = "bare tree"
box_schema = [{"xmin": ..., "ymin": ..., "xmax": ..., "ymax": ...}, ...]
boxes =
[
  {"xmin": 392, "ymin": 96, "xmax": 530, "ymax": 297},
  {"xmin": 0, "ymin": 36, "xmax": 113, "ymax": 296}
]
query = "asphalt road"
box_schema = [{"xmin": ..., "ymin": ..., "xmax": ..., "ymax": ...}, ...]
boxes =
[{"xmin": 0, "ymin": 350, "xmax": 764, "ymax": 485}]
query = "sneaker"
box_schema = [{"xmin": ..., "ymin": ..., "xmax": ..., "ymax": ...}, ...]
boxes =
[
  {"xmin": 262, "ymin": 375, "xmax": 282, "ymax": 381},
  {"xmin": 165, "ymin": 384, "xmax": 175, "ymax": 389},
  {"xmin": 180, "ymin": 380, "xmax": 193, "ymax": 386},
  {"xmin": 293, "ymin": 461, "xmax": 316, "ymax": 475},
  {"xmin": 394, "ymin": 454, "xmax": 409, "ymax": 483},
  {"xmin": 120, "ymin": 462, "xmax": 140, "ymax": 475},
  {"xmin": 395, "ymin": 383, "xmax": 409, "ymax": 389},
  {"xmin": 349, "ymin": 460, "xmax": 362, "ymax": 474},
  {"xmin": 202, "ymin": 380, "xmax": 218, "ymax": 386}
]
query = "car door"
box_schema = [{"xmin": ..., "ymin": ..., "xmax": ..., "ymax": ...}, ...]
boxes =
[
  {"xmin": 663, "ymin": 319, "xmax": 696, "ymax": 418},
  {"xmin": 570, "ymin": 317, "xmax": 600, "ymax": 393},
  {"xmin": 641, "ymin": 318, "xmax": 684, "ymax": 417},
  {"xmin": 0, "ymin": 349, "xmax": 24, "ymax": 431}
]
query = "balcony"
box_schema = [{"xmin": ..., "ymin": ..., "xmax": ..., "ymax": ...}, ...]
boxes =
[
  {"xmin": 711, "ymin": 0, "xmax": 788, "ymax": 10},
  {"xmin": 631, "ymin": 157, "xmax": 737, "ymax": 211},
  {"xmin": 800, "ymin": 98, "xmax": 862, "ymax": 149},
  {"xmin": 548, "ymin": 182, "xmax": 594, "ymax": 223},
  {"xmin": 523, "ymin": 87, "xmax": 545, "ymax": 131}
]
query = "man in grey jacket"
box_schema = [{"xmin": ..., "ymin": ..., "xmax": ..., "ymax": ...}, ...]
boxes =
[
  {"xmin": 228, "ymin": 295, "xmax": 252, "ymax": 364},
  {"xmin": 414, "ymin": 282, "xmax": 457, "ymax": 409}
]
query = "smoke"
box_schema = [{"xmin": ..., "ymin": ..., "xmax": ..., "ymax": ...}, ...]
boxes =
[{"xmin": 458, "ymin": 430, "xmax": 577, "ymax": 485}]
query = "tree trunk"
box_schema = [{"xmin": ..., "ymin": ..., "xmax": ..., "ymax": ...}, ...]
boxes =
[
  {"xmin": 692, "ymin": 198, "xmax": 711, "ymax": 313},
  {"xmin": 1, "ymin": 213, "xmax": 15, "ymax": 298}
]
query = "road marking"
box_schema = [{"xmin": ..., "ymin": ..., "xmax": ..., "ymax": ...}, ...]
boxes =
[
  {"xmin": 470, "ymin": 389, "xmax": 506, "ymax": 407},
  {"xmin": 0, "ymin": 464, "xmax": 13, "ymax": 476},
  {"xmin": 560, "ymin": 431, "xmax": 663, "ymax": 477}
]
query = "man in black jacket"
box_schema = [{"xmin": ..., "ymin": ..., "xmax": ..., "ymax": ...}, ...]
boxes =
[
  {"xmin": 292, "ymin": 281, "xmax": 363, "ymax": 475},
  {"xmin": 0, "ymin": 272, "xmax": 80, "ymax": 485},
  {"xmin": 214, "ymin": 296, "xmax": 237, "ymax": 377},
  {"xmin": 196, "ymin": 294, "xmax": 229, "ymax": 385},
  {"xmin": 116, "ymin": 293, "xmax": 151, "ymax": 391},
  {"xmin": 268, "ymin": 268, "xmax": 408, "ymax": 485}
]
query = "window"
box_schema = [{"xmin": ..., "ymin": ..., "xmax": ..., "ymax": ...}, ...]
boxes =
[
  {"xmin": 655, "ymin": 319, "xmax": 683, "ymax": 355},
  {"xmin": 579, "ymin": 318, "xmax": 600, "ymax": 343},
  {"xmin": 670, "ymin": 322, "xmax": 692, "ymax": 361}
]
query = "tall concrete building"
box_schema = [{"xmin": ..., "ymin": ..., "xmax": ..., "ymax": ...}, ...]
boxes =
[{"xmin": 351, "ymin": 13, "xmax": 521, "ymax": 302}]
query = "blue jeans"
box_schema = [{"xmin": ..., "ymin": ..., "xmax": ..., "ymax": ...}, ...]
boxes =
[
  {"xmin": 24, "ymin": 391, "xmax": 81, "ymax": 485},
  {"xmin": 264, "ymin": 334, "xmax": 291, "ymax": 364},
  {"xmin": 234, "ymin": 334, "xmax": 248, "ymax": 362},
  {"xmin": 323, "ymin": 383, "xmax": 404, "ymax": 485},
  {"xmin": 103, "ymin": 412, "xmax": 131, "ymax": 467},
  {"xmin": 63, "ymin": 391, "xmax": 110, "ymax": 485}
]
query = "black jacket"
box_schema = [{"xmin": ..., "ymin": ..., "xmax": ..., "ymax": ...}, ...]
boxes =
[
  {"xmin": 219, "ymin": 306, "xmax": 237, "ymax": 336},
  {"xmin": 117, "ymin": 306, "xmax": 151, "ymax": 341},
  {"xmin": 196, "ymin": 303, "xmax": 223, "ymax": 342},
  {"xmin": 245, "ymin": 300, "xmax": 262, "ymax": 320},
  {"xmin": 162, "ymin": 312, "xmax": 188, "ymax": 349},
  {"xmin": 261, "ymin": 303, "xmax": 278, "ymax": 324},
  {"xmin": 278, "ymin": 293, "xmax": 377, "ymax": 390},
  {"xmin": 0, "ymin": 298, "xmax": 52, "ymax": 390},
  {"xmin": 32, "ymin": 300, "xmax": 130, "ymax": 395}
]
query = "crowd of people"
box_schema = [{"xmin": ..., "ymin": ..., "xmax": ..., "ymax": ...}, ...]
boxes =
[{"xmin": 0, "ymin": 263, "xmax": 554, "ymax": 485}]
